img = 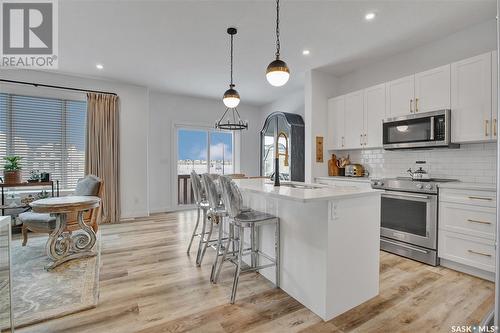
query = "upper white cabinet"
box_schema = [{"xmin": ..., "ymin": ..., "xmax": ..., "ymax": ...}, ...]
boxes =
[
  {"xmin": 327, "ymin": 85, "xmax": 386, "ymax": 150},
  {"xmin": 386, "ymin": 75, "xmax": 415, "ymax": 117},
  {"xmin": 415, "ymin": 64, "xmax": 451, "ymax": 113},
  {"xmin": 451, "ymin": 52, "xmax": 492, "ymax": 143},
  {"xmin": 344, "ymin": 90, "xmax": 365, "ymax": 149},
  {"xmin": 327, "ymin": 96, "xmax": 345, "ymax": 150},
  {"xmin": 364, "ymin": 83, "xmax": 386, "ymax": 148},
  {"xmin": 327, "ymin": 51, "xmax": 496, "ymax": 151},
  {"xmin": 387, "ymin": 66, "xmax": 451, "ymax": 117}
]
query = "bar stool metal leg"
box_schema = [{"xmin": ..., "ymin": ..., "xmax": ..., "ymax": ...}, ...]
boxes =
[
  {"xmin": 210, "ymin": 219, "xmax": 224, "ymax": 282},
  {"xmin": 250, "ymin": 224, "xmax": 256, "ymax": 268},
  {"xmin": 230, "ymin": 225, "xmax": 244, "ymax": 304},
  {"xmin": 187, "ymin": 207, "xmax": 201, "ymax": 254},
  {"xmin": 198, "ymin": 214, "xmax": 214, "ymax": 266},
  {"xmin": 214, "ymin": 223, "xmax": 233, "ymax": 284},
  {"xmin": 195, "ymin": 209, "xmax": 207, "ymax": 266}
]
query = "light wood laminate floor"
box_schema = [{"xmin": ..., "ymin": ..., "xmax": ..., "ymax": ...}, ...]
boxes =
[{"xmin": 17, "ymin": 211, "xmax": 494, "ymax": 333}]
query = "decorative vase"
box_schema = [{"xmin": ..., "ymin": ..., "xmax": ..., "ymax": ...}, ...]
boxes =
[
  {"xmin": 4, "ymin": 170, "xmax": 21, "ymax": 184},
  {"xmin": 328, "ymin": 154, "xmax": 340, "ymax": 176}
]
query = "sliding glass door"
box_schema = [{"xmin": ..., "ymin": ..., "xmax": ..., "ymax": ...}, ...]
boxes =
[{"xmin": 176, "ymin": 127, "xmax": 233, "ymax": 205}]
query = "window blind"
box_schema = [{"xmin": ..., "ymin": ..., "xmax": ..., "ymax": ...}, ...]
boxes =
[{"xmin": 0, "ymin": 93, "xmax": 86, "ymax": 190}]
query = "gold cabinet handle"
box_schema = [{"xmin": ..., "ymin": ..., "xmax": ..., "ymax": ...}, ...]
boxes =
[
  {"xmin": 409, "ymin": 99, "xmax": 413, "ymax": 113},
  {"xmin": 468, "ymin": 249, "xmax": 492, "ymax": 257},
  {"xmin": 467, "ymin": 219, "xmax": 492, "ymax": 225},
  {"xmin": 485, "ymin": 120, "xmax": 489, "ymax": 137},
  {"xmin": 494, "ymin": 119, "xmax": 497, "ymax": 137},
  {"xmin": 468, "ymin": 196, "xmax": 493, "ymax": 201},
  {"xmin": 360, "ymin": 134, "xmax": 363, "ymax": 146},
  {"xmin": 342, "ymin": 136, "xmax": 344, "ymax": 147},
  {"xmin": 415, "ymin": 98, "xmax": 419, "ymax": 113},
  {"xmin": 364, "ymin": 134, "xmax": 367, "ymax": 146}
]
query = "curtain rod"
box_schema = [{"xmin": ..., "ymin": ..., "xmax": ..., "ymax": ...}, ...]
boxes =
[{"xmin": 0, "ymin": 79, "xmax": 118, "ymax": 96}]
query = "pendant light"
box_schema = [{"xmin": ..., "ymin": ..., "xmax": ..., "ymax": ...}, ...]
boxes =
[
  {"xmin": 266, "ymin": 0, "xmax": 290, "ymax": 87},
  {"xmin": 216, "ymin": 27, "xmax": 248, "ymax": 131},
  {"xmin": 222, "ymin": 27, "xmax": 240, "ymax": 108}
]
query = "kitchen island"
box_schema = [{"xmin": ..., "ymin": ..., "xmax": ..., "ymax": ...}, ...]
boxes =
[{"xmin": 232, "ymin": 178, "xmax": 381, "ymax": 321}]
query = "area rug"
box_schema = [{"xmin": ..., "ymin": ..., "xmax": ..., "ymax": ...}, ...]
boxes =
[{"xmin": 8, "ymin": 233, "xmax": 100, "ymax": 328}]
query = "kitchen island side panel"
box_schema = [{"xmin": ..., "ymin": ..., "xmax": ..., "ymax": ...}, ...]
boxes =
[
  {"xmin": 326, "ymin": 195, "xmax": 381, "ymax": 319},
  {"xmin": 242, "ymin": 191, "xmax": 329, "ymax": 319}
]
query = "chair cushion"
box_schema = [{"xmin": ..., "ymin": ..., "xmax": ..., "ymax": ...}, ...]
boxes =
[
  {"xmin": 18, "ymin": 212, "xmax": 57, "ymax": 231},
  {"xmin": 234, "ymin": 210, "xmax": 276, "ymax": 222},
  {"xmin": 75, "ymin": 175, "xmax": 101, "ymax": 196}
]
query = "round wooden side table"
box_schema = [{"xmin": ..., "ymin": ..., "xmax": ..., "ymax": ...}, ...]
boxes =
[{"xmin": 30, "ymin": 196, "xmax": 100, "ymax": 270}]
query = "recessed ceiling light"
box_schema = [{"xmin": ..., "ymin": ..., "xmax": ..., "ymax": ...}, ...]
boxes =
[
  {"xmin": 365, "ymin": 12, "xmax": 376, "ymax": 21},
  {"xmin": 302, "ymin": 49, "xmax": 310, "ymax": 56},
  {"xmin": 96, "ymin": 64, "xmax": 104, "ymax": 70}
]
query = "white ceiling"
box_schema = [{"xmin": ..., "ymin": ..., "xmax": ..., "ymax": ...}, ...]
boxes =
[{"xmin": 55, "ymin": 0, "xmax": 496, "ymax": 106}]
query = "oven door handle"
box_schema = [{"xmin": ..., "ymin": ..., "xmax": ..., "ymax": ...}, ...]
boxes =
[{"xmin": 382, "ymin": 193, "xmax": 432, "ymax": 201}]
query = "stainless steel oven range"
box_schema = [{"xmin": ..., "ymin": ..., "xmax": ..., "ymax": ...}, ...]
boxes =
[{"xmin": 371, "ymin": 177, "xmax": 457, "ymax": 266}]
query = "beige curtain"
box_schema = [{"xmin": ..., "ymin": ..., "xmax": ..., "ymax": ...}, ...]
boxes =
[{"xmin": 85, "ymin": 93, "xmax": 120, "ymax": 224}]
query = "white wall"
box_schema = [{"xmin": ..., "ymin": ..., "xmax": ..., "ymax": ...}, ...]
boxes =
[
  {"xmin": 336, "ymin": 19, "xmax": 497, "ymax": 95},
  {"xmin": 304, "ymin": 70, "xmax": 338, "ymax": 183},
  {"xmin": 0, "ymin": 70, "xmax": 150, "ymax": 219},
  {"xmin": 148, "ymin": 91, "xmax": 263, "ymax": 212},
  {"xmin": 259, "ymin": 89, "xmax": 305, "ymax": 122}
]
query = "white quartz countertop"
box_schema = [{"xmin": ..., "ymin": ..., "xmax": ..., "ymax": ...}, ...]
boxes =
[
  {"xmin": 233, "ymin": 179, "xmax": 380, "ymax": 203},
  {"xmin": 437, "ymin": 182, "xmax": 496, "ymax": 192},
  {"xmin": 315, "ymin": 176, "xmax": 372, "ymax": 183}
]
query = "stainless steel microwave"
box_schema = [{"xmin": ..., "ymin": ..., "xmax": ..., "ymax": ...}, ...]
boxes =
[{"xmin": 382, "ymin": 109, "xmax": 459, "ymax": 150}]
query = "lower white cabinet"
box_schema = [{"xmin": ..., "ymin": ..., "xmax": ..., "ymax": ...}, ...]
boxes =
[
  {"xmin": 438, "ymin": 187, "xmax": 496, "ymax": 278},
  {"xmin": 438, "ymin": 230, "xmax": 495, "ymax": 273}
]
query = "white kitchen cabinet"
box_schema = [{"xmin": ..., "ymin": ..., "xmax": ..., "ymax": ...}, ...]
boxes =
[
  {"xmin": 386, "ymin": 75, "xmax": 415, "ymax": 117},
  {"xmin": 327, "ymin": 96, "xmax": 345, "ymax": 149},
  {"xmin": 451, "ymin": 52, "xmax": 493, "ymax": 142},
  {"xmin": 344, "ymin": 90, "xmax": 364, "ymax": 149},
  {"xmin": 438, "ymin": 187, "xmax": 497, "ymax": 280},
  {"xmin": 363, "ymin": 83, "xmax": 386, "ymax": 148},
  {"xmin": 492, "ymin": 50, "xmax": 498, "ymax": 140},
  {"xmin": 414, "ymin": 64, "xmax": 451, "ymax": 113}
]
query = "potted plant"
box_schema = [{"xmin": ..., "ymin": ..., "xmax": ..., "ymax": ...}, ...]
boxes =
[
  {"xmin": 3, "ymin": 156, "xmax": 22, "ymax": 184},
  {"xmin": 28, "ymin": 169, "xmax": 40, "ymax": 183}
]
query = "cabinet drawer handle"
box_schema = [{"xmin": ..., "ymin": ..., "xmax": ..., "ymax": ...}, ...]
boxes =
[
  {"xmin": 364, "ymin": 134, "xmax": 367, "ymax": 146},
  {"xmin": 494, "ymin": 119, "xmax": 497, "ymax": 137},
  {"xmin": 467, "ymin": 219, "xmax": 492, "ymax": 225},
  {"xmin": 415, "ymin": 98, "xmax": 419, "ymax": 113},
  {"xmin": 409, "ymin": 99, "xmax": 413, "ymax": 113},
  {"xmin": 468, "ymin": 196, "xmax": 493, "ymax": 201},
  {"xmin": 485, "ymin": 120, "xmax": 489, "ymax": 137},
  {"xmin": 468, "ymin": 249, "xmax": 492, "ymax": 257}
]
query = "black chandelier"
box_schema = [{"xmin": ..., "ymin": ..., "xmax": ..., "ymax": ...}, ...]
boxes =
[{"xmin": 216, "ymin": 27, "xmax": 248, "ymax": 131}]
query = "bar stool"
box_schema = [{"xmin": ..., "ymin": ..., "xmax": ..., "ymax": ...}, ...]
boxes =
[
  {"xmin": 198, "ymin": 173, "xmax": 226, "ymax": 268},
  {"xmin": 186, "ymin": 171, "xmax": 210, "ymax": 265},
  {"xmin": 216, "ymin": 175, "xmax": 280, "ymax": 304}
]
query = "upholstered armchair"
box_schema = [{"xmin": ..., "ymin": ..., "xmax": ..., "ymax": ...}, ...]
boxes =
[{"xmin": 19, "ymin": 175, "xmax": 103, "ymax": 246}]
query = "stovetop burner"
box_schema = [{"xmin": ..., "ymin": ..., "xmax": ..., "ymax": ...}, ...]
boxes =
[{"xmin": 371, "ymin": 177, "xmax": 459, "ymax": 194}]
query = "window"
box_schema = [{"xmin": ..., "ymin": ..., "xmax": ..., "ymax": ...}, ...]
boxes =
[
  {"xmin": 0, "ymin": 93, "xmax": 87, "ymax": 190},
  {"xmin": 176, "ymin": 127, "xmax": 234, "ymax": 205}
]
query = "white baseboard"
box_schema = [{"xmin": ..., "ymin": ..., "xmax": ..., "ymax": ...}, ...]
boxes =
[{"xmin": 440, "ymin": 258, "xmax": 495, "ymax": 282}]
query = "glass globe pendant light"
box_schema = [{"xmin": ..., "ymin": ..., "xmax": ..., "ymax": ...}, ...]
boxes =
[
  {"xmin": 216, "ymin": 27, "xmax": 248, "ymax": 131},
  {"xmin": 222, "ymin": 28, "xmax": 240, "ymax": 108},
  {"xmin": 266, "ymin": 0, "xmax": 290, "ymax": 87}
]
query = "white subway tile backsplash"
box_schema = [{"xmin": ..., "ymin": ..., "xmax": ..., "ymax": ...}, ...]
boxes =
[{"xmin": 333, "ymin": 143, "xmax": 497, "ymax": 184}]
